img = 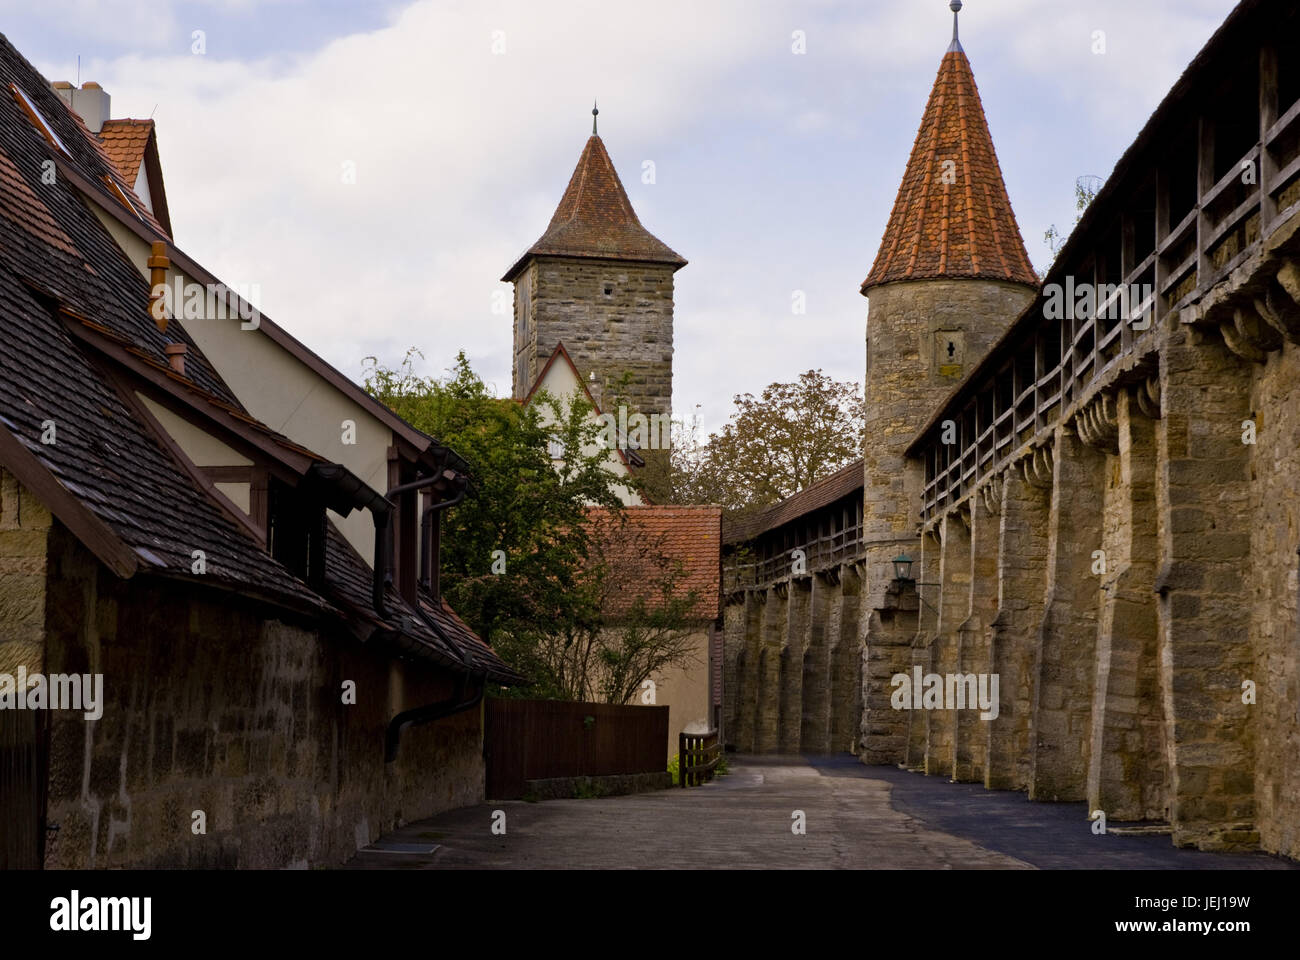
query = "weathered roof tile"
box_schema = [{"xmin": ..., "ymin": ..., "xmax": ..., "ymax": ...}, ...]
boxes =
[
  {"xmin": 863, "ymin": 47, "xmax": 1037, "ymax": 291},
  {"xmin": 503, "ymin": 135, "xmax": 685, "ymax": 280}
]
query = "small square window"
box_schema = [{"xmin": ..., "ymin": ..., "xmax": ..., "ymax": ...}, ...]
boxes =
[{"xmin": 602, "ymin": 282, "xmax": 614, "ymax": 297}]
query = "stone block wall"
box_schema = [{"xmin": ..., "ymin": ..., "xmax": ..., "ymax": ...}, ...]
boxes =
[
  {"xmin": 1248, "ymin": 336, "xmax": 1300, "ymax": 860},
  {"xmin": 0, "ymin": 468, "xmax": 50, "ymax": 679},
  {"xmin": 28, "ymin": 515, "xmax": 485, "ymax": 869},
  {"xmin": 854, "ymin": 293, "xmax": 1300, "ymax": 859},
  {"xmin": 861, "ymin": 278, "xmax": 1035, "ymax": 610},
  {"xmin": 513, "ymin": 256, "xmax": 675, "ymax": 423},
  {"xmin": 722, "ymin": 562, "xmax": 863, "ymax": 756}
]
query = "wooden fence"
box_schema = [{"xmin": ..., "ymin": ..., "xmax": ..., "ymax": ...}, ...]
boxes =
[
  {"xmin": 484, "ymin": 699, "xmax": 669, "ymax": 800},
  {"xmin": 679, "ymin": 729, "xmax": 720, "ymax": 787}
]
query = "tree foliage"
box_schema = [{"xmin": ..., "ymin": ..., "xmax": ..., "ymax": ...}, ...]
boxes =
[
  {"xmin": 362, "ymin": 349, "xmax": 700, "ymax": 703},
  {"xmin": 671, "ymin": 369, "xmax": 864, "ymax": 512}
]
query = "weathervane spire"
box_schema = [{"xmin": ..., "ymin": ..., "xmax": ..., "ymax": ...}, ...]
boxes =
[
  {"xmin": 592, "ymin": 99, "xmax": 599, "ymax": 136},
  {"xmin": 949, "ymin": 0, "xmax": 964, "ymax": 53}
]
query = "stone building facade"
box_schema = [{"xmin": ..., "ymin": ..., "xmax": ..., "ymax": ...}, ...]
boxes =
[{"xmin": 2, "ymin": 486, "xmax": 483, "ymax": 867}]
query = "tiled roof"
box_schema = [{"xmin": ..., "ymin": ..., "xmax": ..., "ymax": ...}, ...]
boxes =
[
  {"xmin": 420, "ymin": 593, "xmax": 526, "ymax": 684},
  {"xmin": 722, "ymin": 458, "xmax": 863, "ymax": 544},
  {"xmin": 502, "ymin": 135, "xmax": 686, "ymax": 280},
  {"xmin": 98, "ymin": 119, "xmax": 151, "ymax": 184},
  {"xmin": 586, "ymin": 505, "xmax": 721, "ymax": 622},
  {"xmin": 324, "ymin": 524, "xmax": 522, "ymax": 684},
  {"xmin": 862, "ymin": 46, "xmax": 1037, "ymax": 291},
  {"xmin": 0, "ymin": 32, "xmax": 519, "ymax": 683}
]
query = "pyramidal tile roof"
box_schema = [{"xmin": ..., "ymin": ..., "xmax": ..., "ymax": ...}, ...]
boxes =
[
  {"xmin": 862, "ymin": 39, "xmax": 1037, "ymax": 292},
  {"xmin": 503, "ymin": 134, "xmax": 685, "ymax": 280}
]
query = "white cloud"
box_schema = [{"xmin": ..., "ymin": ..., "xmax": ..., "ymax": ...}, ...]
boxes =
[{"xmin": 27, "ymin": 0, "xmax": 1243, "ymax": 436}]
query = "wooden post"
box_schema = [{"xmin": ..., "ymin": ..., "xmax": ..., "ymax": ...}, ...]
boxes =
[
  {"xmin": 1260, "ymin": 44, "xmax": 1279, "ymax": 234},
  {"xmin": 1196, "ymin": 114, "xmax": 1214, "ymax": 293},
  {"xmin": 1154, "ymin": 164, "xmax": 1170, "ymax": 325}
]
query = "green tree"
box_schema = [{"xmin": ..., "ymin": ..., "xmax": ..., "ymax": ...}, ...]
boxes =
[
  {"xmin": 671, "ymin": 369, "xmax": 864, "ymax": 513},
  {"xmin": 363, "ymin": 350, "xmax": 700, "ymax": 702}
]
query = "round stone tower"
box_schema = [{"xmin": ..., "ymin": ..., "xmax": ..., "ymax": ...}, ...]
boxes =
[{"xmin": 859, "ymin": 1, "xmax": 1039, "ymax": 609}]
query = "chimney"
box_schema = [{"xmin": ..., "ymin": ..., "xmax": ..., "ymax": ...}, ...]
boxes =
[
  {"xmin": 51, "ymin": 80, "xmax": 110, "ymax": 133},
  {"xmin": 164, "ymin": 342, "xmax": 187, "ymax": 377},
  {"xmin": 147, "ymin": 241, "xmax": 170, "ymax": 333}
]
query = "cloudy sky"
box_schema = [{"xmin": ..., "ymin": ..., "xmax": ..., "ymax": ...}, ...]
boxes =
[{"xmin": 2, "ymin": 0, "xmax": 1240, "ymax": 434}]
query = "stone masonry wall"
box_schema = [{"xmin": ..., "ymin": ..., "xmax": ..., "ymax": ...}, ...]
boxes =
[
  {"xmin": 514, "ymin": 256, "xmax": 675, "ymax": 423},
  {"xmin": 0, "ymin": 468, "xmax": 50, "ymax": 680},
  {"xmin": 1246, "ymin": 338, "xmax": 1300, "ymax": 860},
  {"xmin": 722, "ymin": 563, "xmax": 863, "ymax": 756},
  {"xmin": 34, "ymin": 519, "xmax": 483, "ymax": 869},
  {"xmin": 861, "ymin": 278, "xmax": 1036, "ymax": 607}
]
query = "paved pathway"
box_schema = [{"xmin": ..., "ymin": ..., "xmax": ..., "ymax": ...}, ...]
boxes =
[{"xmin": 344, "ymin": 755, "xmax": 1297, "ymax": 870}]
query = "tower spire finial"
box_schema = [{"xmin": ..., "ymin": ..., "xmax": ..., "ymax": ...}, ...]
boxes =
[
  {"xmin": 949, "ymin": 0, "xmax": 963, "ymax": 53},
  {"xmin": 592, "ymin": 99, "xmax": 599, "ymax": 136}
]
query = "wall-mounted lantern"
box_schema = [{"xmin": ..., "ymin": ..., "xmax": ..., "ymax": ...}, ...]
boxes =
[{"xmin": 892, "ymin": 553, "xmax": 915, "ymax": 582}]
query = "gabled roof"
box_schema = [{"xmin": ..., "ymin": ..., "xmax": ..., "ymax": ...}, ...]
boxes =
[
  {"xmin": 521, "ymin": 341, "xmax": 644, "ymax": 472},
  {"xmin": 98, "ymin": 119, "xmax": 150, "ymax": 182},
  {"xmin": 98, "ymin": 118, "xmax": 171, "ymax": 236},
  {"xmin": 862, "ymin": 41, "xmax": 1037, "ymax": 292},
  {"xmin": 0, "ymin": 31, "xmax": 518, "ymax": 683},
  {"xmin": 2, "ymin": 40, "xmax": 444, "ymax": 469},
  {"xmin": 722, "ymin": 458, "xmax": 864, "ymax": 545},
  {"xmin": 502, "ymin": 134, "xmax": 686, "ymax": 281}
]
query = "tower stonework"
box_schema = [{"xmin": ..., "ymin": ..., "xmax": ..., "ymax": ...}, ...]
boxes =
[
  {"xmin": 504, "ymin": 130, "xmax": 685, "ymax": 428},
  {"xmin": 857, "ymin": 12, "xmax": 1038, "ymax": 762}
]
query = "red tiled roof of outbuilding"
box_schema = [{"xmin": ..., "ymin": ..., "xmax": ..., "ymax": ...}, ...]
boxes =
[{"xmin": 586, "ymin": 505, "xmax": 721, "ymax": 622}]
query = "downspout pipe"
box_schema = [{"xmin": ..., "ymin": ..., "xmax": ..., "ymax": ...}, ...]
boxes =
[
  {"xmin": 419, "ymin": 477, "xmax": 468, "ymax": 594},
  {"xmin": 378, "ymin": 472, "xmax": 478, "ymax": 763},
  {"xmin": 385, "ymin": 670, "xmax": 486, "ymax": 763}
]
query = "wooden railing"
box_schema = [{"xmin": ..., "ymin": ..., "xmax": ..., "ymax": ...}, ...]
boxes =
[
  {"xmin": 723, "ymin": 521, "xmax": 862, "ymax": 592},
  {"xmin": 679, "ymin": 730, "xmax": 721, "ymax": 787}
]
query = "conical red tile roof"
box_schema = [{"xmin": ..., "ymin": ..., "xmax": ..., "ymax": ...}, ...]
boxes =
[
  {"xmin": 862, "ymin": 47, "xmax": 1037, "ymax": 292},
  {"xmin": 503, "ymin": 135, "xmax": 685, "ymax": 281}
]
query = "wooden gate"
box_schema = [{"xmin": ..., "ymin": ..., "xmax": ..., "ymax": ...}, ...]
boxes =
[
  {"xmin": 0, "ymin": 708, "xmax": 49, "ymax": 869},
  {"xmin": 484, "ymin": 699, "xmax": 668, "ymax": 799}
]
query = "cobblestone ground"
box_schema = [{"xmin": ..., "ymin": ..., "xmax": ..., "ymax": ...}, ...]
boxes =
[{"xmin": 343, "ymin": 755, "xmax": 1298, "ymax": 870}]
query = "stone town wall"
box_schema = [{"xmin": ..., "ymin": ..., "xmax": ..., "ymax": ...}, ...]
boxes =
[
  {"xmin": 861, "ymin": 279, "xmax": 1035, "ymax": 598},
  {"xmin": 16, "ymin": 505, "xmax": 483, "ymax": 869},
  {"xmin": 1247, "ymin": 340, "xmax": 1300, "ymax": 859},
  {"xmin": 855, "ymin": 302, "xmax": 1300, "ymax": 859},
  {"xmin": 723, "ymin": 565, "xmax": 863, "ymax": 756}
]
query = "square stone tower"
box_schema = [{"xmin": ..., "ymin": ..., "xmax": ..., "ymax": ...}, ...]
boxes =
[{"xmin": 503, "ymin": 117, "xmax": 686, "ymax": 432}]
